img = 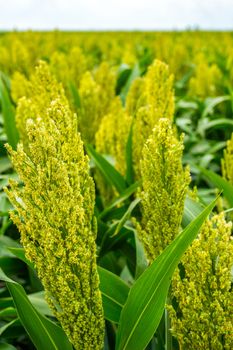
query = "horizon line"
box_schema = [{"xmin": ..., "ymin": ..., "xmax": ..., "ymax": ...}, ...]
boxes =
[{"xmin": 1, "ymin": 28, "xmax": 233, "ymax": 32}]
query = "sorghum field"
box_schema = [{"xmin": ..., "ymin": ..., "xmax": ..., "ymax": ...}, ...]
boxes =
[{"xmin": 0, "ymin": 31, "xmax": 232, "ymax": 350}]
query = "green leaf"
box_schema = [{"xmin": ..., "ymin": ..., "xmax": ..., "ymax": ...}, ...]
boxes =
[
  {"xmin": 99, "ymin": 181, "xmax": 140, "ymax": 220},
  {"xmin": 0, "ymin": 237, "xmax": 21, "ymax": 257},
  {"xmin": 0, "ymin": 292, "xmax": 53, "ymax": 318},
  {"xmin": 0, "ymin": 344, "xmax": 18, "ymax": 350},
  {"xmin": 116, "ymin": 65, "xmax": 132, "ymax": 95},
  {"xmin": 175, "ymin": 68, "xmax": 195, "ymax": 90},
  {"xmin": 0, "ymin": 77, "xmax": 19, "ymax": 150},
  {"xmin": 115, "ymin": 197, "xmax": 217, "ymax": 350},
  {"xmin": 0, "ymin": 157, "xmax": 12, "ymax": 173},
  {"xmin": 0, "ymin": 268, "xmax": 72, "ymax": 350},
  {"xmin": 202, "ymin": 95, "xmax": 231, "ymax": 118},
  {"xmin": 0, "ymin": 238, "xmax": 23, "ymax": 274},
  {"xmin": 28, "ymin": 292, "xmax": 54, "ymax": 317},
  {"xmin": 0, "ymin": 318, "xmax": 20, "ymax": 337},
  {"xmin": 99, "ymin": 226, "xmax": 133, "ymax": 257},
  {"xmin": 100, "ymin": 206, "xmax": 128, "ymax": 222},
  {"xmin": 0, "ymin": 193, "xmax": 13, "ymax": 213},
  {"xmin": 112, "ymin": 198, "xmax": 141, "ymax": 237},
  {"xmin": 98, "ymin": 267, "xmax": 129, "ymax": 324},
  {"xmin": 7, "ymin": 247, "xmax": 34, "ymax": 269},
  {"xmin": 0, "ymin": 297, "xmax": 13, "ymax": 309},
  {"xmin": 0, "ymin": 307, "xmax": 17, "ymax": 318},
  {"xmin": 68, "ymin": 81, "xmax": 81, "ymax": 109},
  {"xmin": 134, "ymin": 231, "xmax": 147, "ymax": 279},
  {"xmin": 201, "ymin": 118, "xmax": 233, "ymax": 131},
  {"xmin": 86, "ymin": 144, "xmax": 127, "ymax": 194},
  {"xmin": 120, "ymin": 63, "xmax": 140, "ymax": 105},
  {"xmin": 182, "ymin": 196, "xmax": 204, "ymax": 227},
  {"xmin": 200, "ymin": 167, "xmax": 233, "ymax": 207},
  {"xmin": 176, "ymin": 99, "xmax": 198, "ymax": 110}
]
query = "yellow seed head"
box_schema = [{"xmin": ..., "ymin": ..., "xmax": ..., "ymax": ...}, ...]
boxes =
[
  {"xmin": 137, "ymin": 118, "xmax": 190, "ymax": 262},
  {"xmin": 5, "ymin": 94, "xmax": 104, "ymax": 348},
  {"xmin": 169, "ymin": 213, "xmax": 233, "ymax": 350}
]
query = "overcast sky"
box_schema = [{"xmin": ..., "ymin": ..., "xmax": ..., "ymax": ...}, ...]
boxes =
[{"xmin": 0, "ymin": 0, "xmax": 232, "ymax": 30}]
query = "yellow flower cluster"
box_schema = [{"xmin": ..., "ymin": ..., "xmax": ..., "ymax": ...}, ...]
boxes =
[
  {"xmin": 0, "ymin": 38, "xmax": 31, "ymax": 76},
  {"xmin": 11, "ymin": 55, "xmax": 116, "ymax": 146},
  {"xmin": 188, "ymin": 53, "xmax": 222, "ymax": 98},
  {"xmin": 11, "ymin": 71, "xmax": 31, "ymax": 103},
  {"xmin": 94, "ymin": 60, "xmax": 174, "ymax": 202},
  {"xmin": 11, "ymin": 61, "xmax": 67, "ymax": 149},
  {"xmin": 95, "ymin": 97, "xmax": 132, "ymax": 202},
  {"xmin": 137, "ymin": 118, "xmax": 190, "ymax": 263},
  {"xmin": 77, "ymin": 62, "xmax": 117, "ymax": 144},
  {"xmin": 50, "ymin": 46, "xmax": 87, "ymax": 92},
  {"xmin": 96, "ymin": 97, "xmax": 131, "ymax": 176},
  {"xmin": 130, "ymin": 60, "xmax": 175, "ymax": 178},
  {"xmin": 125, "ymin": 77, "xmax": 144, "ymax": 117},
  {"xmin": 5, "ymin": 81, "xmax": 104, "ymax": 348},
  {"xmin": 0, "ymin": 31, "xmax": 233, "ymax": 82},
  {"xmin": 169, "ymin": 213, "xmax": 233, "ymax": 350}
]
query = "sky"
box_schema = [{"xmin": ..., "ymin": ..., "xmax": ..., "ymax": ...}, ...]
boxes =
[{"xmin": 0, "ymin": 0, "xmax": 232, "ymax": 30}]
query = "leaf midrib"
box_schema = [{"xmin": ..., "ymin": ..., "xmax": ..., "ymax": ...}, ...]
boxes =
[
  {"xmin": 9, "ymin": 284, "xmax": 59, "ymax": 350},
  {"xmin": 121, "ymin": 242, "xmax": 178, "ymax": 350}
]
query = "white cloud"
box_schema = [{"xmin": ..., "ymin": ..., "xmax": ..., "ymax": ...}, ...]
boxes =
[{"xmin": 0, "ymin": 0, "xmax": 232, "ymax": 30}]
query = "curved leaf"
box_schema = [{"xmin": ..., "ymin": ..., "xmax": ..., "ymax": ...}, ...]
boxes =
[
  {"xmin": 200, "ymin": 167, "xmax": 233, "ymax": 207},
  {"xmin": 0, "ymin": 344, "xmax": 18, "ymax": 350},
  {"xmin": 201, "ymin": 118, "xmax": 233, "ymax": 131},
  {"xmin": 0, "ymin": 269, "xmax": 72, "ymax": 350},
  {"xmin": 202, "ymin": 96, "xmax": 230, "ymax": 118},
  {"xmin": 98, "ymin": 267, "xmax": 129, "ymax": 323},
  {"xmin": 115, "ymin": 197, "xmax": 217, "ymax": 350},
  {"xmin": 120, "ymin": 63, "xmax": 140, "ymax": 105},
  {"xmin": 86, "ymin": 144, "xmax": 127, "ymax": 194},
  {"xmin": 0, "ymin": 77, "xmax": 19, "ymax": 150},
  {"xmin": 112, "ymin": 198, "xmax": 141, "ymax": 237},
  {"xmin": 99, "ymin": 181, "xmax": 140, "ymax": 220},
  {"xmin": 182, "ymin": 196, "xmax": 204, "ymax": 227}
]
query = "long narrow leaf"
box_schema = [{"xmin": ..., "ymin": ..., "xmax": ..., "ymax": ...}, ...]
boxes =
[
  {"xmin": 98, "ymin": 267, "xmax": 129, "ymax": 323},
  {"xmin": 7, "ymin": 247, "xmax": 34, "ymax": 269},
  {"xmin": 202, "ymin": 95, "xmax": 230, "ymax": 118},
  {"xmin": 0, "ymin": 269, "xmax": 72, "ymax": 350},
  {"xmin": 0, "ymin": 343, "xmax": 17, "ymax": 350},
  {"xmin": 0, "ymin": 292, "xmax": 56, "ymax": 318},
  {"xmin": 134, "ymin": 231, "xmax": 147, "ymax": 279},
  {"xmin": 182, "ymin": 196, "xmax": 204, "ymax": 227},
  {"xmin": 0, "ymin": 319, "xmax": 20, "ymax": 337},
  {"xmin": 99, "ymin": 181, "xmax": 140, "ymax": 220},
  {"xmin": 99, "ymin": 226, "xmax": 133, "ymax": 257},
  {"xmin": 86, "ymin": 144, "xmax": 127, "ymax": 194},
  {"xmin": 112, "ymin": 198, "xmax": 141, "ymax": 237},
  {"xmin": 200, "ymin": 167, "xmax": 233, "ymax": 207},
  {"xmin": 28, "ymin": 292, "xmax": 54, "ymax": 317},
  {"xmin": 116, "ymin": 65, "xmax": 132, "ymax": 95},
  {"xmin": 120, "ymin": 63, "xmax": 140, "ymax": 105},
  {"xmin": 68, "ymin": 81, "xmax": 81, "ymax": 109},
  {"xmin": 0, "ymin": 77, "xmax": 19, "ymax": 150},
  {"xmin": 202, "ymin": 118, "xmax": 233, "ymax": 131},
  {"xmin": 115, "ymin": 197, "xmax": 217, "ymax": 350},
  {"xmin": 0, "ymin": 344, "xmax": 18, "ymax": 350}
]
